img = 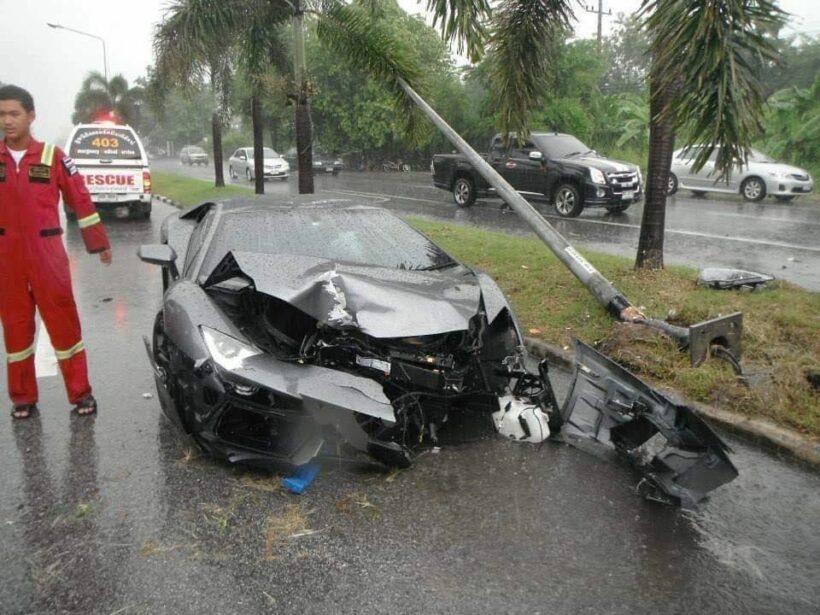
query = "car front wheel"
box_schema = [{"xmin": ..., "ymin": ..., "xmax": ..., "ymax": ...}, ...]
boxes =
[
  {"xmin": 229, "ymin": 166, "xmax": 237, "ymax": 179},
  {"xmin": 246, "ymin": 168, "xmax": 253, "ymax": 182},
  {"xmin": 667, "ymin": 173, "xmax": 678, "ymax": 195},
  {"xmin": 452, "ymin": 176, "xmax": 476, "ymax": 207},
  {"xmin": 553, "ymin": 184, "xmax": 583, "ymax": 217},
  {"xmin": 741, "ymin": 177, "xmax": 766, "ymax": 202}
]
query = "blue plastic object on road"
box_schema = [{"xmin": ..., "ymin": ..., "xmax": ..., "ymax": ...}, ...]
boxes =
[{"xmin": 281, "ymin": 463, "xmax": 320, "ymax": 494}]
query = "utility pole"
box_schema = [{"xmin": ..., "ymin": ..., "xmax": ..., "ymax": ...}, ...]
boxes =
[{"xmin": 585, "ymin": 1, "xmax": 612, "ymax": 52}]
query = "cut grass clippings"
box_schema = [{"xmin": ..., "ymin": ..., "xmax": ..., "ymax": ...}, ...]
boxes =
[
  {"xmin": 149, "ymin": 171, "xmax": 819, "ymax": 438},
  {"xmin": 408, "ymin": 218, "xmax": 820, "ymax": 438}
]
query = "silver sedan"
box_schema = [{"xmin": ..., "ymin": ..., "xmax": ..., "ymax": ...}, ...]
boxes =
[
  {"xmin": 668, "ymin": 146, "xmax": 813, "ymax": 202},
  {"xmin": 228, "ymin": 147, "xmax": 290, "ymax": 182}
]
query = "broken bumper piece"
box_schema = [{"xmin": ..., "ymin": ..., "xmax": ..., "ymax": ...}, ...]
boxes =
[{"xmin": 561, "ymin": 339, "xmax": 738, "ymax": 507}]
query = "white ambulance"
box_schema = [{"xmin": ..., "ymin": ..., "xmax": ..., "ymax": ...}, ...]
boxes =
[{"xmin": 64, "ymin": 122, "xmax": 152, "ymax": 219}]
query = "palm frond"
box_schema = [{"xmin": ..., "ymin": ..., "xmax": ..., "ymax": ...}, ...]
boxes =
[
  {"xmin": 425, "ymin": 0, "xmax": 492, "ymax": 63},
  {"xmin": 316, "ymin": 2, "xmax": 430, "ymax": 145},
  {"xmin": 641, "ymin": 0, "xmax": 786, "ymax": 177},
  {"xmin": 486, "ymin": 0, "xmax": 575, "ymax": 140}
]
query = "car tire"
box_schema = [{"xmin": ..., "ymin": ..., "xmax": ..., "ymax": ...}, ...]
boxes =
[
  {"xmin": 246, "ymin": 168, "xmax": 253, "ymax": 182},
  {"xmin": 452, "ymin": 176, "xmax": 476, "ymax": 207},
  {"xmin": 553, "ymin": 183, "xmax": 583, "ymax": 218},
  {"xmin": 667, "ymin": 173, "xmax": 679, "ymax": 195},
  {"xmin": 229, "ymin": 166, "xmax": 237, "ymax": 180},
  {"xmin": 774, "ymin": 195, "xmax": 795, "ymax": 203},
  {"xmin": 741, "ymin": 177, "xmax": 766, "ymax": 202}
]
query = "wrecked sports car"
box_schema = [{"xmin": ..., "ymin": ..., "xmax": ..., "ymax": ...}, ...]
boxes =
[{"xmin": 141, "ymin": 197, "xmax": 737, "ymax": 505}]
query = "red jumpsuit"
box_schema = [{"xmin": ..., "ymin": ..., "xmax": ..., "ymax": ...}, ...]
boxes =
[{"xmin": 0, "ymin": 139, "xmax": 109, "ymax": 406}]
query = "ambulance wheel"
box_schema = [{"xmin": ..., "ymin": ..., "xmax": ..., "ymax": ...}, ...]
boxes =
[{"xmin": 64, "ymin": 207, "xmax": 77, "ymax": 222}]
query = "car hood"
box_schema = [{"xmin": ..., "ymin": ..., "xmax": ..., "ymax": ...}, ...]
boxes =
[
  {"xmin": 556, "ymin": 155, "xmax": 637, "ymax": 174},
  {"xmin": 208, "ymin": 251, "xmax": 482, "ymax": 338},
  {"xmin": 752, "ymin": 162, "xmax": 810, "ymax": 176}
]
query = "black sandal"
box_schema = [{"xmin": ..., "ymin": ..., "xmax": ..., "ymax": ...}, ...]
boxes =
[
  {"xmin": 72, "ymin": 395, "xmax": 98, "ymax": 417},
  {"xmin": 11, "ymin": 404, "xmax": 39, "ymax": 420}
]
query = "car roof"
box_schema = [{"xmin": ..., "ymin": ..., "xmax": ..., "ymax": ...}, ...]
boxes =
[{"xmin": 180, "ymin": 196, "xmax": 384, "ymax": 221}]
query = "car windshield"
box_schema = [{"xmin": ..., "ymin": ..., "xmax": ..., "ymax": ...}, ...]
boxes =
[
  {"xmin": 749, "ymin": 149, "xmax": 775, "ymax": 163},
  {"xmin": 68, "ymin": 126, "xmax": 142, "ymax": 160},
  {"xmin": 530, "ymin": 134, "xmax": 592, "ymax": 159},
  {"xmin": 199, "ymin": 208, "xmax": 456, "ymax": 276},
  {"xmin": 249, "ymin": 147, "xmax": 280, "ymax": 160}
]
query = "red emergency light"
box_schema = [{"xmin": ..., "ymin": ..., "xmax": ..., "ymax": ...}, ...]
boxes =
[{"xmin": 91, "ymin": 109, "xmax": 123, "ymax": 125}]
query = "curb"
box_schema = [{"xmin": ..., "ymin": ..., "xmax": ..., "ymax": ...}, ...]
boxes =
[
  {"xmin": 154, "ymin": 194, "xmax": 181, "ymax": 208},
  {"xmin": 524, "ymin": 336, "xmax": 820, "ymax": 467}
]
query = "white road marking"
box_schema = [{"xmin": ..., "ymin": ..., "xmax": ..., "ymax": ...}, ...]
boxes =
[
  {"xmin": 34, "ymin": 317, "xmax": 59, "ymax": 378},
  {"xmin": 335, "ymin": 187, "xmax": 820, "ymax": 254}
]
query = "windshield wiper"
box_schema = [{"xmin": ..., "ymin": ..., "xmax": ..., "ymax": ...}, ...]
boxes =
[
  {"xmin": 414, "ymin": 262, "xmax": 459, "ymax": 271},
  {"xmin": 565, "ymin": 151, "xmax": 582, "ymax": 157}
]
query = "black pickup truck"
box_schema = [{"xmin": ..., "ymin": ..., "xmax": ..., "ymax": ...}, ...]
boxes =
[{"xmin": 432, "ymin": 132, "xmax": 642, "ymax": 217}]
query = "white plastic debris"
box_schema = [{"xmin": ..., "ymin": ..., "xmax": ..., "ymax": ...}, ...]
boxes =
[
  {"xmin": 492, "ymin": 395, "xmax": 550, "ymax": 443},
  {"xmin": 142, "ymin": 392, "xmax": 153, "ymax": 399}
]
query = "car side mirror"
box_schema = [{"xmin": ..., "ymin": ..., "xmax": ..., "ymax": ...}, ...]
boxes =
[
  {"xmin": 139, "ymin": 244, "xmax": 179, "ymax": 278},
  {"xmin": 528, "ymin": 151, "xmax": 543, "ymax": 161}
]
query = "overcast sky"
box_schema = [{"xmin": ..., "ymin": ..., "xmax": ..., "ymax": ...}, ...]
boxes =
[{"xmin": 1, "ymin": 0, "xmax": 817, "ymax": 145}]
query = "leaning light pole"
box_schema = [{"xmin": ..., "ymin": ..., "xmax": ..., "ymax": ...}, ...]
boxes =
[{"xmin": 397, "ymin": 78, "xmax": 742, "ymax": 368}]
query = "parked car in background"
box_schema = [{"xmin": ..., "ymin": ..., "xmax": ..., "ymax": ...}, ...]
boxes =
[
  {"xmin": 64, "ymin": 122, "xmax": 152, "ymax": 219},
  {"xmin": 312, "ymin": 152, "xmax": 343, "ymax": 175},
  {"xmin": 228, "ymin": 147, "xmax": 289, "ymax": 182},
  {"xmin": 432, "ymin": 132, "xmax": 642, "ymax": 217},
  {"xmin": 668, "ymin": 146, "xmax": 814, "ymax": 202},
  {"xmin": 180, "ymin": 145, "xmax": 209, "ymax": 166}
]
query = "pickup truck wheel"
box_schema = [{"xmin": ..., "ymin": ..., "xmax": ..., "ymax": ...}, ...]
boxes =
[
  {"xmin": 453, "ymin": 177, "xmax": 476, "ymax": 207},
  {"xmin": 553, "ymin": 184, "xmax": 583, "ymax": 217}
]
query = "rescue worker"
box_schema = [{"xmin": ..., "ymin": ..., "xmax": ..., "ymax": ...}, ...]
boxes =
[{"xmin": 0, "ymin": 84, "xmax": 112, "ymax": 419}]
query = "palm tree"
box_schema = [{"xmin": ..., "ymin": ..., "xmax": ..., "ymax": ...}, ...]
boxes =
[
  {"xmin": 72, "ymin": 72, "xmax": 144, "ymax": 126},
  {"xmin": 154, "ymin": 0, "xmax": 428, "ymax": 195},
  {"xmin": 422, "ymin": 1, "xmax": 784, "ymax": 272},
  {"xmin": 153, "ymin": 0, "xmax": 239, "ymax": 188},
  {"xmin": 634, "ymin": 0, "xmax": 785, "ymax": 268}
]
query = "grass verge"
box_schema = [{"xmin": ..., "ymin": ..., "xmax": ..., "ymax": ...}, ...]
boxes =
[
  {"xmin": 153, "ymin": 171, "xmax": 250, "ymax": 207},
  {"xmin": 151, "ymin": 172, "xmax": 819, "ymax": 438},
  {"xmin": 409, "ymin": 218, "xmax": 820, "ymax": 438}
]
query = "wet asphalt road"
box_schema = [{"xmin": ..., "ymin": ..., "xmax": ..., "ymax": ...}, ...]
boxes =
[
  {"xmin": 1, "ymin": 196, "xmax": 819, "ymax": 614},
  {"xmin": 157, "ymin": 159, "xmax": 820, "ymax": 291}
]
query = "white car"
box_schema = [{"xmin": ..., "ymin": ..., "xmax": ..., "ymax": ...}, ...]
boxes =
[
  {"xmin": 668, "ymin": 145, "xmax": 813, "ymax": 202},
  {"xmin": 228, "ymin": 147, "xmax": 289, "ymax": 182},
  {"xmin": 64, "ymin": 122, "xmax": 152, "ymax": 219}
]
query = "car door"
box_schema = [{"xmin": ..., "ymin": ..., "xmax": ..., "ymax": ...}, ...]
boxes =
[
  {"xmin": 507, "ymin": 139, "xmax": 543, "ymax": 194},
  {"xmin": 686, "ymin": 147, "xmax": 723, "ymax": 189}
]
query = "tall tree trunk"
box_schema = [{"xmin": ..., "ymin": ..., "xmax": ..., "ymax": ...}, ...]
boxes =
[
  {"xmin": 293, "ymin": 3, "xmax": 314, "ymax": 194},
  {"xmin": 635, "ymin": 69, "xmax": 675, "ymax": 270},
  {"xmin": 252, "ymin": 95, "xmax": 264, "ymax": 195},
  {"xmin": 211, "ymin": 111, "xmax": 225, "ymax": 188}
]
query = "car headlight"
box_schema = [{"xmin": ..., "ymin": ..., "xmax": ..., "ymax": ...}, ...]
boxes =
[
  {"xmin": 201, "ymin": 326, "xmax": 262, "ymax": 370},
  {"xmin": 282, "ymin": 162, "xmax": 290, "ymax": 171},
  {"xmin": 768, "ymin": 170, "xmax": 790, "ymax": 178},
  {"xmin": 589, "ymin": 167, "xmax": 607, "ymax": 185}
]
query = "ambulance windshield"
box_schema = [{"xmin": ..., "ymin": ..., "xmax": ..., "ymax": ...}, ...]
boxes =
[{"xmin": 68, "ymin": 127, "xmax": 142, "ymax": 160}]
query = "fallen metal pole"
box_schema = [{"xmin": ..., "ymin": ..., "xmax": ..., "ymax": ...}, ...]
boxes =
[
  {"xmin": 398, "ymin": 78, "xmax": 639, "ymax": 322},
  {"xmin": 398, "ymin": 78, "xmax": 747, "ymax": 367}
]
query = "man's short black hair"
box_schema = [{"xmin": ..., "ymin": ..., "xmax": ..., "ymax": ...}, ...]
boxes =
[{"xmin": 0, "ymin": 85, "xmax": 35, "ymax": 112}]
